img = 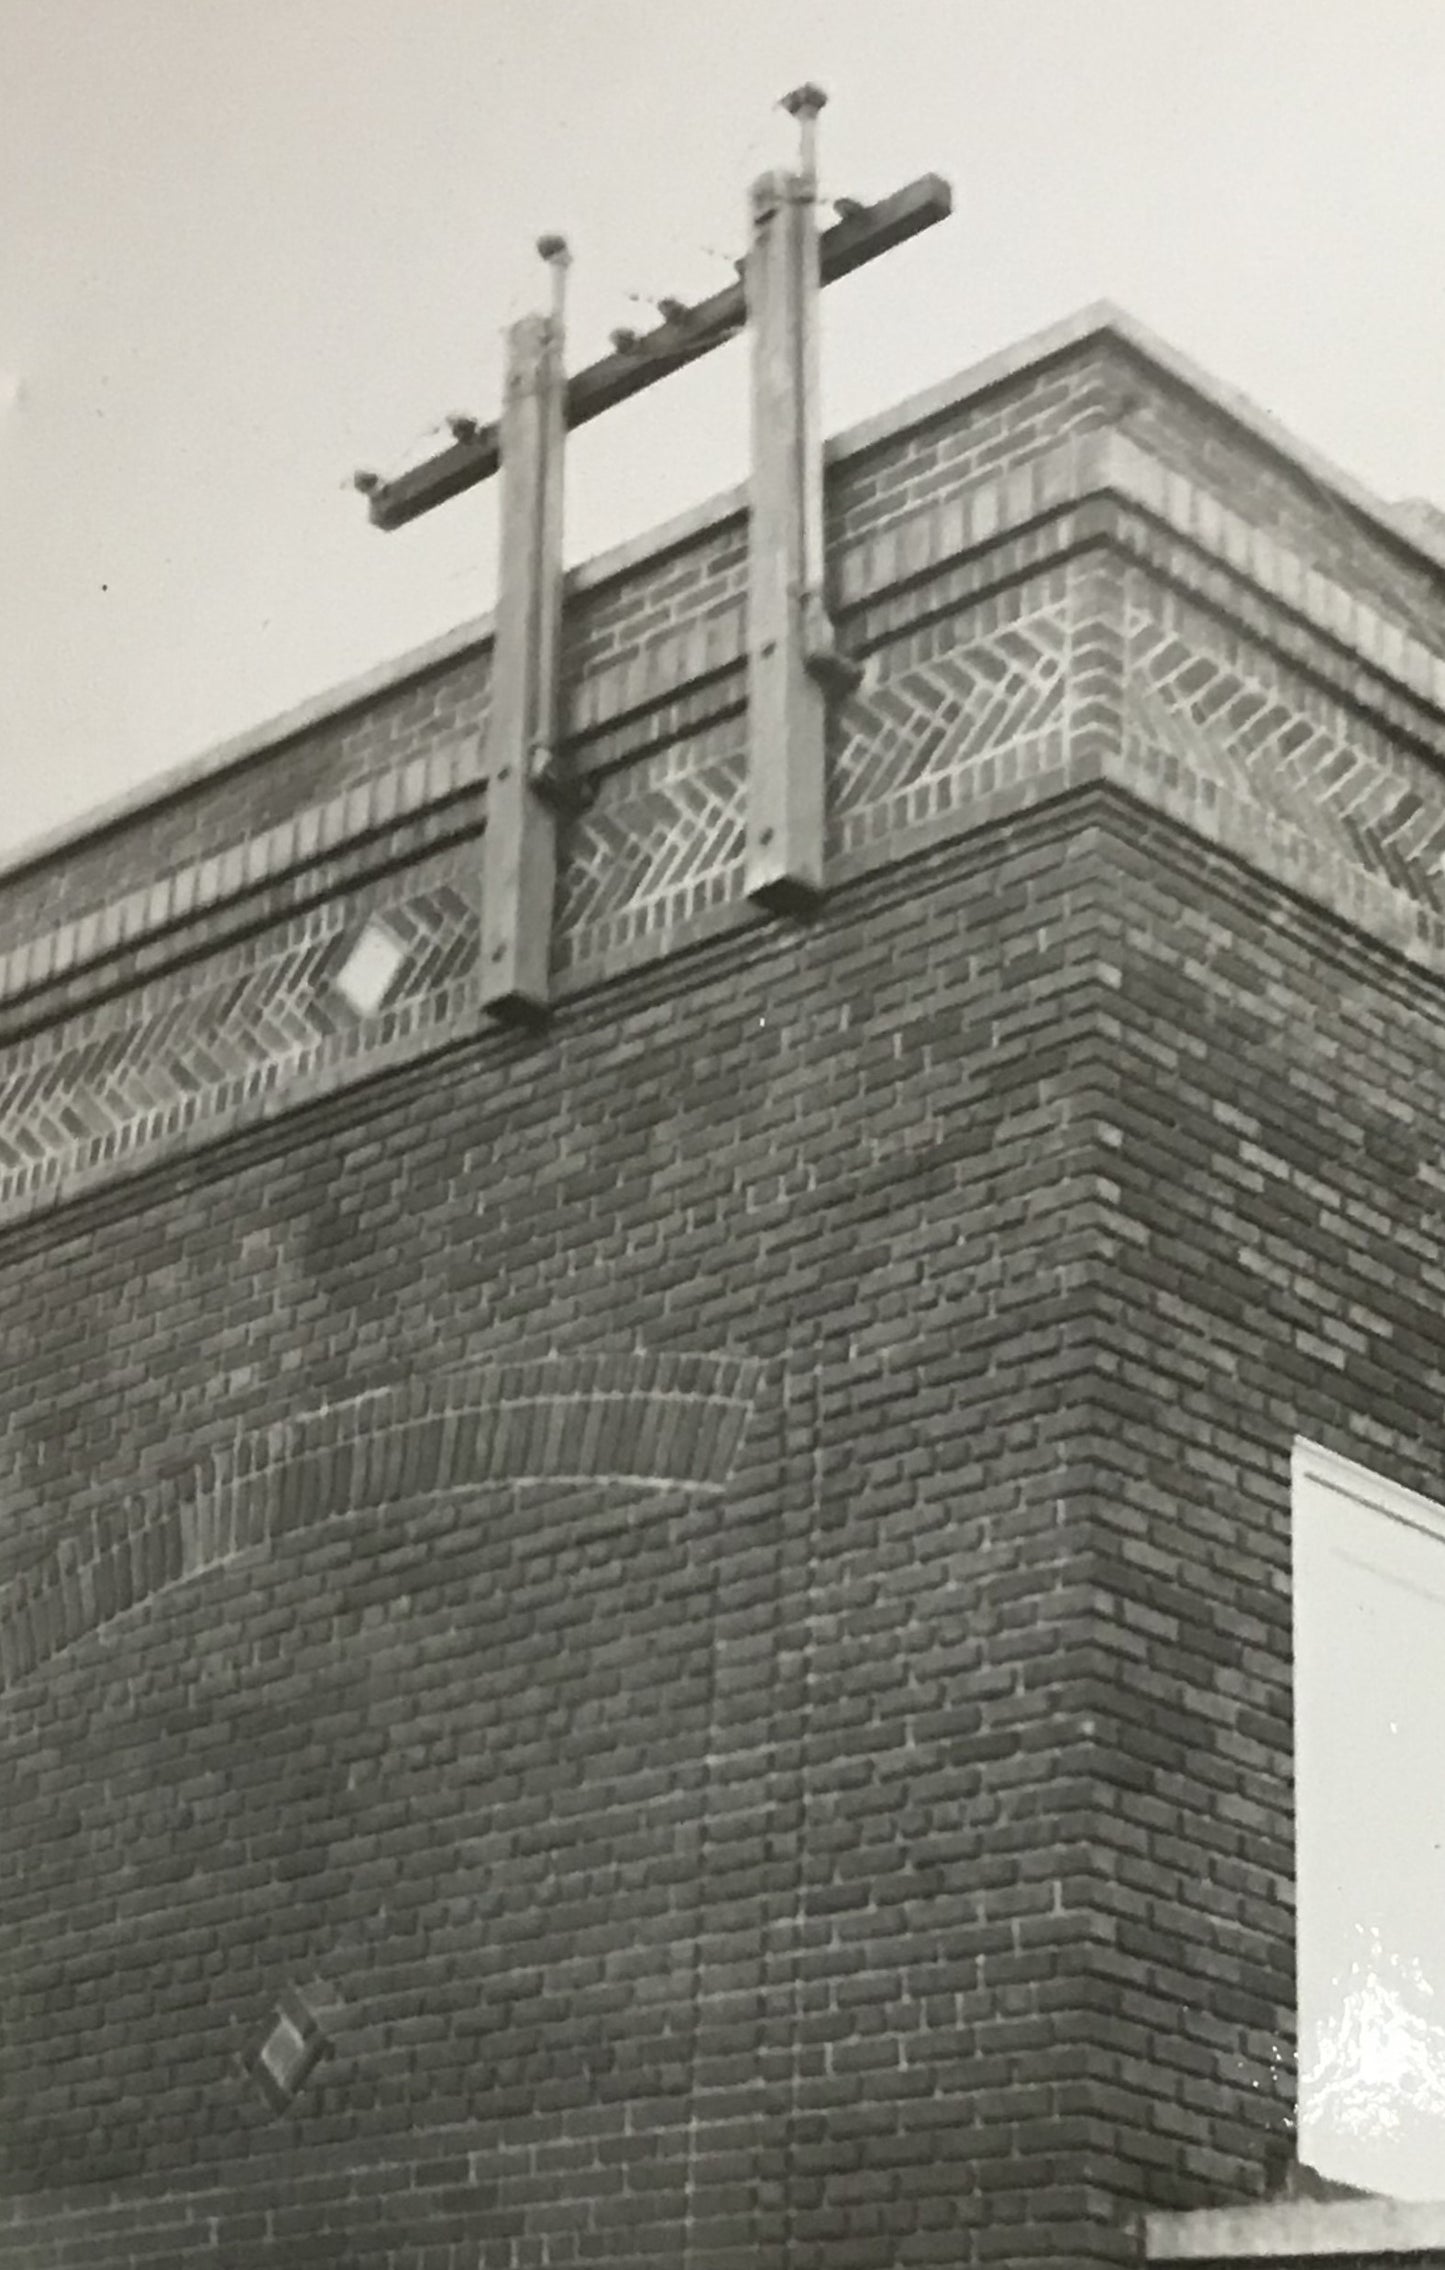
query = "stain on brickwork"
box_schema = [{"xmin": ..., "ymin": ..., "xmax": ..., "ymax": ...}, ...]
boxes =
[{"xmin": 2, "ymin": 308, "xmax": 1445, "ymax": 2267}]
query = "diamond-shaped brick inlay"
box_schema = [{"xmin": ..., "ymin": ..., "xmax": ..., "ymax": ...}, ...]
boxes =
[
  {"xmin": 828, "ymin": 591, "xmax": 1069, "ymax": 856},
  {"xmin": 1123, "ymin": 579, "xmax": 1445, "ymax": 930},
  {"xmin": 334, "ymin": 917, "xmax": 407, "ymax": 1017},
  {"xmin": 557, "ymin": 725, "xmax": 746, "ymax": 972},
  {"xmin": 252, "ymin": 1989, "xmax": 330, "ymax": 2111},
  {"xmin": 0, "ymin": 859, "xmax": 479, "ymax": 1204}
]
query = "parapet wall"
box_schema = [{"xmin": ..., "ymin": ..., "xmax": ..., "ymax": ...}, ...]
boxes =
[{"xmin": 3, "ymin": 305, "xmax": 1443, "ymax": 1234}]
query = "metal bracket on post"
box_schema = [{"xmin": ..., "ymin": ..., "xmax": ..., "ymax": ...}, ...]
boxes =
[
  {"xmin": 745, "ymin": 86, "xmax": 862, "ymax": 919},
  {"xmin": 480, "ymin": 236, "xmax": 575, "ymax": 1025}
]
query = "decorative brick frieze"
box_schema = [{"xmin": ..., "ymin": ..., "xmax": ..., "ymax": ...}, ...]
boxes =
[
  {"xmin": 0, "ymin": 1352, "xmax": 761, "ymax": 1698},
  {"xmin": 829, "ymin": 431, "xmax": 1112, "ymax": 624},
  {"xmin": 556, "ymin": 723, "xmax": 750, "ymax": 981},
  {"xmin": 1119, "ymin": 576, "xmax": 1445, "ymax": 972},
  {"xmin": 831, "ymin": 425, "xmax": 1445, "ymax": 727},
  {"xmin": 0, "ymin": 745, "xmax": 481, "ymax": 1018},
  {"xmin": 826, "ymin": 570, "xmax": 1071, "ymax": 863},
  {"xmin": 0, "ymin": 801, "xmax": 483, "ymax": 1082},
  {"xmin": 0, "ymin": 607, "xmax": 742, "ymax": 1026},
  {"xmin": 1099, "ymin": 427, "xmax": 1445, "ymax": 712},
  {"xmin": 0, "ymin": 848, "xmax": 481, "ymax": 1221},
  {"xmin": 3, "ymin": 329, "xmax": 1445, "ymax": 1237}
]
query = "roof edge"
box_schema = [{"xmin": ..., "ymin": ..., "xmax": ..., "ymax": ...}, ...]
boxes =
[
  {"xmin": 1085, "ymin": 301, "xmax": 1445, "ymax": 580},
  {"xmin": 4, "ymin": 299, "xmax": 1441, "ymax": 888}
]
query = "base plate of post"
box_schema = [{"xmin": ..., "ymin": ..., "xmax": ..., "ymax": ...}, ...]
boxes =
[{"xmin": 747, "ymin": 869, "xmax": 825, "ymax": 919}]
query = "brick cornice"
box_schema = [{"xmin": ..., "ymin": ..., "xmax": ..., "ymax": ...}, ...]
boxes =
[
  {"xmin": 831, "ymin": 430, "xmax": 1445, "ymax": 737},
  {"xmin": 5, "ymin": 426, "xmax": 1441, "ymax": 1026},
  {"xmin": 3, "ymin": 405, "xmax": 1445, "ymax": 1232}
]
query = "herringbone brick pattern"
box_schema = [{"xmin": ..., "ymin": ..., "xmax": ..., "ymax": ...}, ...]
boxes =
[
  {"xmin": 827, "ymin": 586, "xmax": 1070, "ymax": 856},
  {"xmin": 1123, "ymin": 580, "xmax": 1445, "ymax": 930},
  {"xmin": 555, "ymin": 723, "xmax": 748, "ymax": 973},
  {"xmin": 7, "ymin": 547, "xmax": 1438, "ymax": 1225},
  {"xmin": 0, "ymin": 859, "xmax": 479, "ymax": 1204}
]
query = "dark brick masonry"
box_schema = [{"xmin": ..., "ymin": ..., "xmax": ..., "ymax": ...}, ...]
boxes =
[{"xmin": 2, "ymin": 305, "xmax": 1445, "ymax": 2267}]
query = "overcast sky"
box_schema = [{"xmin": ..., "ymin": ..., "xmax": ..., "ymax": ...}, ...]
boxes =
[{"xmin": 1, "ymin": 0, "xmax": 1443, "ymax": 862}]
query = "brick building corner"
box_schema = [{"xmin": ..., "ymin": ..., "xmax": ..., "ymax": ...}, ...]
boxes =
[{"xmin": 3, "ymin": 304, "xmax": 1445, "ymax": 2267}]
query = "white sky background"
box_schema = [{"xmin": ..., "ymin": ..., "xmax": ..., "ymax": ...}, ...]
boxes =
[{"xmin": 0, "ymin": 0, "xmax": 1443, "ymax": 860}]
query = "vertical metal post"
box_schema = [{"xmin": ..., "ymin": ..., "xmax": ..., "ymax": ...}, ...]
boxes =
[
  {"xmin": 481, "ymin": 238, "xmax": 571, "ymax": 1023},
  {"xmin": 745, "ymin": 86, "xmax": 856, "ymax": 917}
]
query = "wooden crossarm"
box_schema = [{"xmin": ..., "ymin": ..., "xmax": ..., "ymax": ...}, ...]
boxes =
[{"xmin": 363, "ymin": 173, "xmax": 952, "ymax": 531}]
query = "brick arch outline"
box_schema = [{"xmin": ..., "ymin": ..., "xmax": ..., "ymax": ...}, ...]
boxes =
[{"xmin": 0, "ymin": 1350, "xmax": 763, "ymax": 1693}]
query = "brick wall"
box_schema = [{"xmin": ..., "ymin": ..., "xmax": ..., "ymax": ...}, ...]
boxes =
[
  {"xmin": 3, "ymin": 306, "xmax": 1445, "ymax": 2268},
  {"xmin": 1064, "ymin": 799, "xmax": 1445, "ymax": 2218}
]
